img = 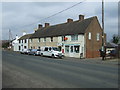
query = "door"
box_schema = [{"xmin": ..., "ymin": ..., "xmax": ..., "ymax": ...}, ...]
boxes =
[{"xmin": 69, "ymin": 45, "xmax": 74, "ymax": 57}]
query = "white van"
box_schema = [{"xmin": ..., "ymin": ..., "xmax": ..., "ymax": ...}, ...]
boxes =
[{"xmin": 40, "ymin": 47, "xmax": 64, "ymax": 58}]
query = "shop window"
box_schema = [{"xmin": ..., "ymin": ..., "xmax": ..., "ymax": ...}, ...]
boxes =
[
  {"xmin": 74, "ymin": 46, "xmax": 79, "ymax": 53},
  {"xmin": 71, "ymin": 35, "xmax": 78, "ymax": 41},
  {"xmin": 19, "ymin": 46, "xmax": 21, "ymax": 50},
  {"xmin": 65, "ymin": 46, "xmax": 69, "ymax": 53},
  {"xmin": 88, "ymin": 32, "xmax": 91, "ymax": 40},
  {"xmin": 70, "ymin": 46, "xmax": 73, "ymax": 53}
]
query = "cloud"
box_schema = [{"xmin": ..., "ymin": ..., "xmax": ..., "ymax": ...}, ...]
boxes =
[{"xmin": 2, "ymin": 2, "xmax": 118, "ymax": 42}]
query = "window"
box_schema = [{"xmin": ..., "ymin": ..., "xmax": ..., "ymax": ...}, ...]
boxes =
[
  {"xmin": 30, "ymin": 39, "xmax": 32, "ymax": 42},
  {"xmin": 49, "ymin": 47, "xmax": 52, "ymax": 51},
  {"xmin": 22, "ymin": 40, "xmax": 23, "ymax": 43},
  {"xmin": 31, "ymin": 46, "xmax": 32, "ymax": 49},
  {"xmin": 71, "ymin": 35, "xmax": 78, "ymax": 41},
  {"xmin": 88, "ymin": 32, "xmax": 91, "ymax": 40},
  {"xmin": 44, "ymin": 38, "xmax": 46, "ymax": 42},
  {"xmin": 51, "ymin": 37, "xmax": 53, "ymax": 42},
  {"xmin": 44, "ymin": 47, "xmax": 48, "ymax": 51},
  {"xmin": 70, "ymin": 46, "xmax": 74, "ymax": 53},
  {"xmin": 74, "ymin": 46, "xmax": 80, "ymax": 53},
  {"xmin": 19, "ymin": 40, "xmax": 21, "ymax": 43},
  {"xmin": 97, "ymin": 33, "xmax": 100, "ymax": 41},
  {"xmin": 19, "ymin": 46, "xmax": 21, "ymax": 50},
  {"xmin": 38, "ymin": 38, "xmax": 40, "ymax": 42},
  {"xmin": 65, "ymin": 46, "xmax": 69, "ymax": 53},
  {"xmin": 24, "ymin": 46, "xmax": 27, "ymax": 49},
  {"xmin": 25, "ymin": 39, "xmax": 27, "ymax": 43},
  {"xmin": 62, "ymin": 36, "xmax": 65, "ymax": 41},
  {"xmin": 38, "ymin": 46, "xmax": 40, "ymax": 49}
]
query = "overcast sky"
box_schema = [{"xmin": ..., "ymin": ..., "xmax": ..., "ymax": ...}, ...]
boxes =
[{"xmin": 1, "ymin": 1, "xmax": 118, "ymax": 42}]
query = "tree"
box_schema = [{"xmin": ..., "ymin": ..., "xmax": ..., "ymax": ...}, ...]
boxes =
[{"xmin": 111, "ymin": 34, "xmax": 120, "ymax": 44}]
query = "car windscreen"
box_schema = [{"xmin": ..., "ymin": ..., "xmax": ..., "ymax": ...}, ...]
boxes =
[
  {"xmin": 52, "ymin": 47, "xmax": 59, "ymax": 51},
  {"xmin": 32, "ymin": 49, "xmax": 37, "ymax": 51}
]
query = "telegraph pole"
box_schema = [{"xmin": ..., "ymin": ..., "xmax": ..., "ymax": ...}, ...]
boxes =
[
  {"xmin": 102, "ymin": 0, "xmax": 105, "ymax": 60},
  {"xmin": 9, "ymin": 29, "xmax": 11, "ymax": 48}
]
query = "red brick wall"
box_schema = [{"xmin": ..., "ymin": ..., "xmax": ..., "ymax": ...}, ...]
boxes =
[{"xmin": 85, "ymin": 17, "xmax": 105, "ymax": 58}]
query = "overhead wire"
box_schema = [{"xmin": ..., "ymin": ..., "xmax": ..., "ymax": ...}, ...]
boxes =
[{"xmin": 12, "ymin": 0, "xmax": 86, "ymax": 30}]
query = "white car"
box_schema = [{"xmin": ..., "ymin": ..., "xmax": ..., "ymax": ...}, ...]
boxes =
[{"xmin": 40, "ymin": 47, "xmax": 64, "ymax": 58}]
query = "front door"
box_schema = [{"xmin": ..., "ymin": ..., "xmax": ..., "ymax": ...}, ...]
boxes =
[{"xmin": 69, "ymin": 45, "xmax": 74, "ymax": 57}]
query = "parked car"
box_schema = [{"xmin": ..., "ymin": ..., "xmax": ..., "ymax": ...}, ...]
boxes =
[
  {"xmin": 40, "ymin": 47, "xmax": 64, "ymax": 58},
  {"xmin": 28, "ymin": 49, "xmax": 41, "ymax": 55},
  {"xmin": 20, "ymin": 49, "xmax": 32, "ymax": 54},
  {"xmin": 110, "ymin": 50, "xmax": 117, "ymax": 57}
]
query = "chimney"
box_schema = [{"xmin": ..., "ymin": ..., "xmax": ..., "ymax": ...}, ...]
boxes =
[
  {"xmin": 67, "ymin": 18, "xmax": 73, "ymax": 23},
  {"xmin": 34, "ymin": 28, "xmax": 38, "ymax": 32},
  {"xmin": 15, "ymin": 35, "xmax": 19, "ymax": 39},
  {"xmin": 45, "ymin": 23, "xmax": 50, "ymax": 27},
  {"xmin": 38, "ymin": 24, "xmax": 43, "ymax": 29},
  {"xmin": 79, "ymin": 15, "xmax": 84, "ymax": 21}
]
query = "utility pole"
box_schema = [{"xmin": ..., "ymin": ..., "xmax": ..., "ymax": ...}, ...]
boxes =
[
  {"xmin": 9, "ymin": 29, "xmax": 11, "ymax": 48},
  {"xmin": 102, "ymin": 0, "xmax": 105, "ymax": 60}
]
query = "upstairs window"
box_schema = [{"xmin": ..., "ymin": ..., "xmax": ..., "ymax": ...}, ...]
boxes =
[
  {"xmin": 51, "ymin": 37, "xmax": 53, "ymax": 42},
  {"xmin": 19, "ymin": 40, "xmax": 21, "ymax": 43},
  {"xmin": 97, "ymin": 33, "xmax": 100, "ymax": 41},
  {"xmin": 22, "ymin": 40, "xmax": 23, "ymax": 43},
  {"xmin": 44, "ymin": 38, "xmax": 46, "ymax": 42},
  {"xmin": 71, "ymin": 35, "xmax": 78, "ymax": 41},
  {"xmin": 25, "ymin": 39, "xmax": 27, "ymax": 43},
  {"xmin": 30, "ymin": 39, "xmax": 32, "ymax": 42},
  {"xmin": 88, "ymin": 32, "xmax": 91, "ymax": 40},
  {"xmin": 38, "ymin": 38, "xmax": 41, "ymax": 42},
  {"xmin": 62, "ymin": 36, "xmax": 65, "ymax": 41}
]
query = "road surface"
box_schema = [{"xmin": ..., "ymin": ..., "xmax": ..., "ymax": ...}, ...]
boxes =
[{"xmin": 2, "ymin": 50, "xmax": 118, "ymax": 88}]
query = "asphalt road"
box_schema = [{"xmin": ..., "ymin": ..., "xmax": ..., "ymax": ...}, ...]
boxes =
[{"xmin": 2, "ymin": 50, "xmax": 118, "ymax": 88}]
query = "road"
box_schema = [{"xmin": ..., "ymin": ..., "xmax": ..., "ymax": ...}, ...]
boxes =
[{"xmin": 2, "ymin": 50, "xmax": 118, "ymax": 88}]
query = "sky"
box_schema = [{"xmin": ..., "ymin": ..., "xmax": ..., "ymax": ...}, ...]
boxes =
[{"xmin": 1, "ymin": 1, "xmax": 118, "ymax": 42}]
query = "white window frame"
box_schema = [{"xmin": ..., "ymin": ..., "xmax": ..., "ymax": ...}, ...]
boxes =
[
  {"xmin": 97, "ymin": 33, "xmax": 100, "ymax": 41},
  {"xmin": 88, "ymin": 32, "xmax": 91, "ymax": 40},
  {"xmin": 71, "ymin": 35, "xmax": 78, "ymax": 41}
]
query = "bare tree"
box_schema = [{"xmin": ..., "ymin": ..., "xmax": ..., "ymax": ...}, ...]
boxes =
[{"xmin": 111, "ymin": 34, "xmax": 120, "ymax": 44}]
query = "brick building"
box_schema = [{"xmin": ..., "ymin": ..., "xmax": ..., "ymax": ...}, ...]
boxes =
[{"xmin": 29, "ymin": 15, "xmax": 106, "ymax": 58}]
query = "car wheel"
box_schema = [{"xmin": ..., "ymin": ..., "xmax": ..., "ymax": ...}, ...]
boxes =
[
  {"xmin": 52, "ymin": 54, "xmax": 54, "ymax": 58},
  {"xmin": 41, "ymin": 53, "xmax": 43, "ymax": 57}
]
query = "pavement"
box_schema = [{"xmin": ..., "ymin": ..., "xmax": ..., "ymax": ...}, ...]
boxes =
[{"xmin": 2, "ymin": 50, "xmax": 119, "ymax": 88}]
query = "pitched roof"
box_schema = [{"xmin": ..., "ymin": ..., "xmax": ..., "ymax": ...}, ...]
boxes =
[
  {"xmin": 30, "ymin": 16, "xmax": 96, "ymax": 38},
  {"xmin": 106, "ymin": 42, "xmax": 118, "ymax": 48},
  {"xmin": 19, "ymin": 34, "xmax": 33, "ymax": 40}
]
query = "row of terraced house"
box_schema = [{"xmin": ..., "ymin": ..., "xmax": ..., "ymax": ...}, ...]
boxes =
[{"xmin": 12, "ymin": 15, "xmax": 106, "ymax": 58}]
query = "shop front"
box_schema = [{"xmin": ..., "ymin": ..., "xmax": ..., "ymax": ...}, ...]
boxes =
[{"xmin": 64, "ymin": 44, "xmax": 82, "ymax": 58}]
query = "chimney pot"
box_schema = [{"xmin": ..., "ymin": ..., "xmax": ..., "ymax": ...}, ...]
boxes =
[
  {"xmin": 67, "ymin": 18, "xmax": 73, "ymax": 23},
  {"xmin": 79, "ymin": 15, "xmax": 84, "ymax": 21},
  {"xmin": 38, "ymin": 24, "xmax": 42, "ymax": 29},
  {"xmin": 45, "ymin": 23, "xmax": 50, "ymax": 27}
]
